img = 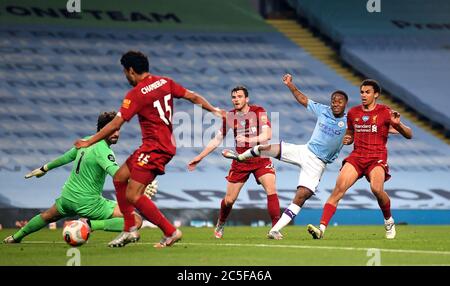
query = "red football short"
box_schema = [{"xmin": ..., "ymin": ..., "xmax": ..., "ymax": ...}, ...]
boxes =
[
  {"xmin": 226, "ymin": 158, "xmax": 275, "ymax": 185},
  {"xmin": 126, "ymin": 148, "xmax": 173, "ymax": 185},
  {"xmin": 343, "ymin": 154, "xmax": 391, "ymax": 182}
]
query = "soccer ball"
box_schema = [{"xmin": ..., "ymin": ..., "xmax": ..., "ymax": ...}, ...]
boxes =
[{"xmin": 62, "ymin": 220, "xmax": 90, "ymax": 246}]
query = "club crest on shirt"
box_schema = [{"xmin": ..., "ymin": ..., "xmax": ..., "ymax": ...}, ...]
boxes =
[
  {"xmin": 338, "ymin": 121, "xmax": 345, "ymax": 128},
  {"xmin": 362, "ymin": 115, "xmax": 369, "ymax": 122},
  {"xmin": 107, "ymin": 154, "xmax": 116, "ymax": 162},
  {"xmin": 372, "ymin": 115, "xmax": 378, "ymax": 124}
]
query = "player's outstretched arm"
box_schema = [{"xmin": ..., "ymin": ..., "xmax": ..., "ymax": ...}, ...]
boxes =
[
  {"xmin": 282, "ymin": 73, "xmax": 308, "ymax": 107},
  {"xmin": 24, "ymin": 148, "xmax": 78, "ymax": 179},
  {"xmin": 188, "ymin": 132, "xmax": 224, "ymax": 171},
  {"xmin": 183, "ymin": 90, "xmax": 225, "ymax": 118},
  {"xmin": 25, "ymin": 165, "xmax": 48, "ymax": 179},
  {"xmin": 390, "ymin": 110, "xmax": 413, "ymax": 139},
  {"xmin": 74, "ymin": 116, "xmax": 125, "ymax": 149}
]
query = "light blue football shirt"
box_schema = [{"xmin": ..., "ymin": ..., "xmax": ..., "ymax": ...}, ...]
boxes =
[{"xmin": 306, "ymin": 99, "xmax": 347, "ymax": 163}]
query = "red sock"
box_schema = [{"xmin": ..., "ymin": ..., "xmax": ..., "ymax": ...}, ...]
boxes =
[
  {"xmin": 134, "ymin": 195, "xmax": 176, "ymax": 237},
  {"xmin": 380, "ymin": 199, "xmax": 392, "ymax": 220},
  {"xmin": 320, "ymin": 203, "xmax": 337, "ymax": 226},
  {"xmin": 114, "ymin": 180, "xmax": 135, "ymax": 232},
  {"xmin": 218, "ymin": 199, "xmax": 233, "ymax": 224},
  {"xmin": 267, "ymin": 194, "xmax": 281, "ymax": 226}
]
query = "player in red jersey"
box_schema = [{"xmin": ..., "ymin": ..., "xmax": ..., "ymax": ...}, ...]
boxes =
[
  {"xmin": 188, "ymin": 86, "xmax": 280, "ymax": 238},
  {"xmin": 75, "ymin": 51, "xmax": 223, "ymax": 248},
  {"xmin": 307, "ymin": 79, "xmax": 412, "ymax": 240}
]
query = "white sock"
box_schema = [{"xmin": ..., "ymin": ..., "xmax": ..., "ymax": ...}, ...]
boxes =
[
  {"xmin": 319, "ymin": 224, "xmax": 326, "ymax": 233},
  {"xmin": 238, "ymin": 145, "xmax": 261, "ymax": 160},
  {"xmin": 270, "ymin": 203, "xmax": 301, "ymax": 232}
]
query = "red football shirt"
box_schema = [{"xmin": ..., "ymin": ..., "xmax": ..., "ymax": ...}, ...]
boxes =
[
  {"xmin": 119, "ymin": 75, "xmax": 187, "ymax": 155},
  {"xmin": 347, "ymin": 104, "xmax": 391, "ymax": 158},
  {"xmin": 221, "ymin": 105, "xmax": 271, "ymax": 165}
]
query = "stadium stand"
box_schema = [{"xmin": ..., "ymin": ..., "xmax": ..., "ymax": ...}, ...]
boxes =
[
  {"xmin": 287, "ymin": 0, "xmax": 450, "ymax": 133},
  {"xmin": 1, "ymin": 0, "xmax": 450, "ymax": 226}
]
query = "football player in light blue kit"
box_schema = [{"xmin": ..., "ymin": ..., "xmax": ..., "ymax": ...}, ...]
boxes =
[{"xmin": 222, "ymin": 74, "xmax": 349, "ymax": 239}]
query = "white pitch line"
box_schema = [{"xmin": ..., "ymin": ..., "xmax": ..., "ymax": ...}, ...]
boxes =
[
  {"xmin": 16, "ymin": 241, "xmax": 450, "ymax": 256},
  {"xmin": 18, "ymin": 241, "xmax": 66, "ymax": 244},
  {"xmin": 175, "ymin": 242, "xmax": 450, "ymax": 256}
]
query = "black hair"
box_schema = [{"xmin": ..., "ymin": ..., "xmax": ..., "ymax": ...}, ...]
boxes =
[
  {"xmin": 331, "ymin": 90, "xmax": 348, "ymax": 102},
  {"xmin": 120, "ymin": 51, "xmax": 149, "ymax": 74},
  {"xmin": 97, "ymin": 111, "xmax": 117, "ymax": 131},
  {"xmin": 360, "ymin": 79, "xmax": 381, "ymax": 94},
  {"xmin": 231, "ymin": 85, "xmax": 249, "ymax": 97}
]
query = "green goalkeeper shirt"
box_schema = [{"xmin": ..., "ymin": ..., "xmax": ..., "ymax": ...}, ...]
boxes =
[{"xmin": 47, "ymin": 138, "xmax": 119, "ymax": 203}]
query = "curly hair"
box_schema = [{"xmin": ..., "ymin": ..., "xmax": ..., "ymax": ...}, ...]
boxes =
[
  {"xmin": 120, "ymin": 51, "xmax": 149, "ymax": 74},
  {"xmin": 97, "ymin": 111, "xmax": 117, "ymax": 131}
]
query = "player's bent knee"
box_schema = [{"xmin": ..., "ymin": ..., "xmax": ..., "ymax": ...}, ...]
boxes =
[
  {"xmin": 259, "ymin": 144, "xmax": 271, "ymax": 151},
  {"xmin": 40, "ymin": 212, "xmax": 57, "ymax": 223},
  {"xmin": 40, "ymin": 205, "xmax": 61, "ymax": 222},
  {"xmin": 370, "ymin": 187, "xmax": 384, "ymax": 196},
  {"xmin": 125, "ymin": 192, "xmax": 140, "ymax": 204},
  {"xmin": 224, "ymin": 197, "xmax": 236, "ymax": 206},
  {"xmin": 40, "ymin": 212, "xmax": 52, "ymax": 222},
  {"xmin": 329, "ymin": 187, "xmax": 346, "ymax": 203}
]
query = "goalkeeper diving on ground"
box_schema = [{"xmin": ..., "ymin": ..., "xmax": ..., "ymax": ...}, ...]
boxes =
[{"xmin": 3, "ymin": 111, "xmax": 157, "ymax": 245}]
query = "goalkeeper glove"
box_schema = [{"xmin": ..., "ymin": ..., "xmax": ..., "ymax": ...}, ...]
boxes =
[
  {"xmin": 144, "ymin": 179, "xmax": 158, "ymax": 199},
  {"xmin": 25, "ymin": 164, "xmax": 49, "ymax": 179}
]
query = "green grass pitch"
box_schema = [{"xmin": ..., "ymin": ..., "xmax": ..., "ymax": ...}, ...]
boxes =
[{"xmin": 1, "ymin": 226, "xmax": 450, "ymax": 266}]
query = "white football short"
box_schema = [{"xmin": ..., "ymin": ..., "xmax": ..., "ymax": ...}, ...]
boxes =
[{"xmin": 279, "ymin": 141, "xmax": 326, "ymax": 193}]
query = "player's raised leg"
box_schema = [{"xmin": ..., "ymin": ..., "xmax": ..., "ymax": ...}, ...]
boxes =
[
  {"xmin": 3, "ymin": 204, "xmax": 63, "ymax": 243},
  {"xmin": 215, "ymin": 181, "xmax": 245, "ymax": 238},
  {"xmin": 223, "ymin": 144, "xmax": 281, "ymax": 162},
  {"xmin": 308, "ymin": 162, "xmax": 359, "ymax": 239},
  {"xmin": 269, "ymin": 186, "xmax": 313, "ymax": 240},
  {"xmin": 368, "ymin": 166, "xmax": 396, "ymax": 239}
]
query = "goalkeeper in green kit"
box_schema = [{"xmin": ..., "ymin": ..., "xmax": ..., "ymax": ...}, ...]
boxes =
[{"xmin": 3, "ymin": 111, "xmax": 157, "ymax": 244}]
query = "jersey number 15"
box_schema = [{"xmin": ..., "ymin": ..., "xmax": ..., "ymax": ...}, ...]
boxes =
[{"xmin": 153, "ymin": 94, "xmax": 172, "ymax": 125}]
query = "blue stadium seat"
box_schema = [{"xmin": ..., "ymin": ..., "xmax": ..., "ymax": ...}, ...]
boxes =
[{"xmin": 287, "ymin": 0, "xmax": 450, "ymax": 131}]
